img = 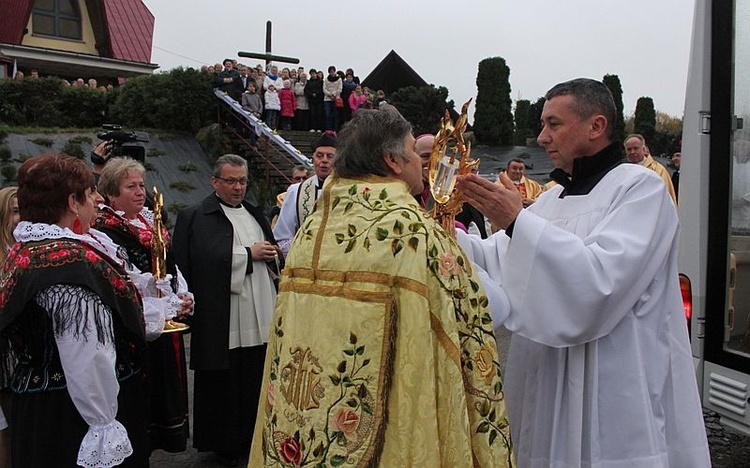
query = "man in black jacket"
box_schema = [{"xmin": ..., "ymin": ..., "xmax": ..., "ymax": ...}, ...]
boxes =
[
  {"xmin": 215, "ymin": 58, "xmax": 243, "ymax": 101},
  {"xmin": 173, "ymin": 154, "xmax": 281, "ymax": 466}
]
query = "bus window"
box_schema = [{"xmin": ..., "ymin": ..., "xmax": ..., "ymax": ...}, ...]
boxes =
[{"xmin": 727, "ymin": 0, "xmax": 750, "ymax": 356}]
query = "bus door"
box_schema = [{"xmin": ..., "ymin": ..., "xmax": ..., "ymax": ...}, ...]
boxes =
[{"xmin": 699, "ymin": 0, "xmax": 750, "ymax": 435}]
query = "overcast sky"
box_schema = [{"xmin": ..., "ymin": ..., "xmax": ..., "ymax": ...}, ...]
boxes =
[{"xmin": 142, "ymin": 0, "xmax": 695, "ymax": 118}]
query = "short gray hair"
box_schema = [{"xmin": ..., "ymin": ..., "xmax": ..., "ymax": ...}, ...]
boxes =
[
  {"xmin": 333, "ymin": 108, "xmax": 412, "ymax": 178},
  {"xmin": 213, "ymin": 154, "xmax": 248, "ymax": 177},
  {"xmin": 98, "ymin": 157, "xmax": 145, "ymax": 198},
  {"xmin": 545, "ymin": 78, "xmax": 617, "ymax": 140},
  {"xmin": 624, "ymin": 133, "xmax": 646, "ymax": 146}
]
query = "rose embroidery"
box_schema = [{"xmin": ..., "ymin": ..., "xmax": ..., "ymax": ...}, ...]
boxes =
[
  {"xmin": 475, "ymin": 345, "xmax": 497, "ymax": 385},
  {"xmin": 14, "ymin": 254, "xmax": 30, "ymax": 269},
  {"xmin": 438, "ymin": 252, "xmax": 461, "ymax": 278},
  {"xmin": 278, "ymin": 437, "xmax": 302, "ymax": 466},
  {"xmin": 332, "ymin": 409, "xmax": 359, "ymax": 440},
  {"xmin": 85, "ymin": 250, "xmax": 100, "ymax": 264}
]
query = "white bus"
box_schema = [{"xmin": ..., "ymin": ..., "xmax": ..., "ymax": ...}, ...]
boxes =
[{"xmin": 679, "ymin": 0, "xmax": 750, "ymax": 436}]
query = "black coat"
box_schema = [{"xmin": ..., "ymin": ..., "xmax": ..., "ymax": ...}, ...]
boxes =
[
  {"xmin": 172, "ymin": 194, "xmax": 279, "ymax": 371},
  {"xmin": 215, "ymin": 69, "xmax": 243, "ymax": 101},
  {"xmin": 304, "ymin": 78, "xmax": 324, "ymax": 104}
]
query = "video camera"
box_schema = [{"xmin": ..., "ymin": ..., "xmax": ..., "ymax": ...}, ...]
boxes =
[{"xmin": 94, "ymin": 124, "xmax": 149, "ymax": 164}]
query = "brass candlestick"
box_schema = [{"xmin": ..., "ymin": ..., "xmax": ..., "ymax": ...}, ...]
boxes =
[
  {"xmin": 428, "ymin": 99, "xmax": 479, "ymax": 236},
  {"xmin": 152, "ymin": 187, "xmax": 189, "ymax": 333}
]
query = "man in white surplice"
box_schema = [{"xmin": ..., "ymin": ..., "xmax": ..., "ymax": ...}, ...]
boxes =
[
  {"xmin": 455, "ymin": 78, "xmax": 710, "ymax": 468},
  {"xmin": 273, "ymin": 131, "xmax": 336, "ymax": 257},
  {"xmin": 173, "ymin": 154, "xmax": 281, "ymax": 464}
]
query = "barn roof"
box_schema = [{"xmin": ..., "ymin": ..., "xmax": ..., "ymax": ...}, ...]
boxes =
[{"xmin": 361, "ymin": 50, "xmax": 428, "ymax": 96}]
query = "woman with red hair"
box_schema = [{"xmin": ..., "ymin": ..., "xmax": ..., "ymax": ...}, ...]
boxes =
[{"xmin": 0, "ymin": 154, "xmax": 149, "ymax": 467}]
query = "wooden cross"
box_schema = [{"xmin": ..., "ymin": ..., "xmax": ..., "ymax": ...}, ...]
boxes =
[{"xmin": 238, "ymin": 21, "xmax": 300, "ymax": 69}]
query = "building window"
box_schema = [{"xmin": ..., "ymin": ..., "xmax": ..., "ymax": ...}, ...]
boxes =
[{"xmin": 32, "ymin": 0, "xmax": 82, "ymax": 40}]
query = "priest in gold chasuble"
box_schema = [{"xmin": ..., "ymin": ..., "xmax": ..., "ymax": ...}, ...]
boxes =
[{"xmin": 249, "ymin": 108, "xmax": 513, "ymax": 467}]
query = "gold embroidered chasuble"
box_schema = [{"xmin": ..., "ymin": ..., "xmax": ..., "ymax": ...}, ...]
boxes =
[{"xmin": 249, "ymin": 175, "xmax": 513, "ymax": 467}]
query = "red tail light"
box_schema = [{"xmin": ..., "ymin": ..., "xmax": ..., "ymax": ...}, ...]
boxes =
[{"xmin": 679, "ymin": 274, "xmax": 692, "ymax": 334}]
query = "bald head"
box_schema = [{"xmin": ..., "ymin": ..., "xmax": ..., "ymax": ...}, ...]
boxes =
[{"xmin": 415, "ymin": 134, "xmax": 435, "ymax": 182}]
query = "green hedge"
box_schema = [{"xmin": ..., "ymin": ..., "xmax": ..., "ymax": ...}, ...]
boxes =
[{"xmin": 0, "ymin": 68, "xmax": 216, "ymax": 132}]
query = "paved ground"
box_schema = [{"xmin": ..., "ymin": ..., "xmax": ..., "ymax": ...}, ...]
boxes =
[{"xmin": 150, "ymin": 328, "xmax": 750, "ymax": 467}]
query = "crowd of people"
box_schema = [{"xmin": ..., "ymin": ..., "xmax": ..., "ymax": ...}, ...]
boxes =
[
  {"xmin": 207, "ymin": 58, "xmax": 388, "ymax": 132},
  {"xmin": 0, "ymin": 77, "xmax": 711, "ymax": 468},
  {"xmin": 9, "ymin": 69, "xmax": 114, "ymax": 92}
]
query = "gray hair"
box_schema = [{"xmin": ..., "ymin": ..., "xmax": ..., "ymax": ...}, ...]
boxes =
[
  {"xmin": 545, "ymin": 78, "xmax": 617, "ymax": 140},
  {"xmin": 213, "ymin": 154, "xmax": 248, "ymax": 177},
  {"xmin": 333, "ymin": 108, "xmax": 413, "ymax": 178},
  {"xmin": 98, "ymin": 157, "xmax": 145, "ymax": 197},
  {"xmin": 291, "ymin": 164, "xmax": 309, "ymax": 175},
  {"xmin": 624, "ymin": 133, "xmax": 646, "ymax": 146}
]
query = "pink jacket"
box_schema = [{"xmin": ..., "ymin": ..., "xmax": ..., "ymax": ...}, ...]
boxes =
[
  {"xmin": 279, "ymin": 87, "xmax": 297, "ymax": 117},
  {"xmin": 349, "ymin": 93, "xmax": 368, "ymax": 113}
]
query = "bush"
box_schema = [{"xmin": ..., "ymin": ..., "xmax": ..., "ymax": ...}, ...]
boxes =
[
  {"xmin": 167, "ymin": 201, "xmax": 188, "ymax": 214},
  {"xmin": 58, "ymin": 86, "xmax": 107, "ymax": 127},
  {"xmin": 0, "ymin": 68, "xmax": 215, "ymax": 132},
  {"xmin": 61, "ymin": 139, "xmax": 85, "ymax": 159},
  {"xmin": 147, "ymin": 148, "xmax": 165, "ymax": 157},
  {"xmin": 196, "ymin": 123, "xmax": 224, "ymax": 158},
  {"xmin": 0, "ymin": 145, "xmax": 11, "ymax": 162},
  {"xmin": 169, "ymin": 180, "xmax": 195, "ymax": 192},
  {"xmin": 0, "ymin": 78, "xmax": 65, "ymax": 126},
  {"xmin": 178, "ymin": 161, "xmax": 197, "ymax": 172},
  {"xmin": 1, "ymin": 164, "xmax": 16, "ymax": 183},
  {"xmin": 69, "ymin": 135, "xmax": 93, "ymax": 144},
  {"xmin": 110, "ymin": 67, "xmax": 215, "ymax": 133},
  {"xmin": 29, "ymin": 137, "xmax": 54, "ymax": 147}
]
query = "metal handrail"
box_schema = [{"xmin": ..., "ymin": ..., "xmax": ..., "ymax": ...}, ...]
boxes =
[{"xmin": 213, "ymin": 90, "xmax": 312, "ymax": 167}]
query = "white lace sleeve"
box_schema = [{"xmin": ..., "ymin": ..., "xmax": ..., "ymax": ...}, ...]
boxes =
[
  {"xmin": 37, "ymin": 284, "xmax": 134, "ymax": 467},
  {"xmin": 175, "ymin": 265, "xmax": 195, "ymax": 315},
  {"xmin": 141, "ymin": 296, "xmax": 168, "ymax": 341},
  {"xmin": 130, "ymin": 270, "xmax": 183, "ymax": 337}
]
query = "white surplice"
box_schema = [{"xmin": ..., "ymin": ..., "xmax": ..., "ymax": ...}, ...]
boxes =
[
  {"xmin": 458, "ymin": 164, "xmax": 710, "ymax": 468},
  {"xmin": 220, "ymin": 204, "xmax": 277, "ymax": 348}
]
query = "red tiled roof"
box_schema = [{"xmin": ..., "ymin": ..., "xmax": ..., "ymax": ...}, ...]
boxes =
[
  {"xmin": 103, "ymin": 0, "xmax": 154, "ymax": 63},
  {"xmin": 0, "ymin": 0, "xmax": 33, "ymax": 44}
]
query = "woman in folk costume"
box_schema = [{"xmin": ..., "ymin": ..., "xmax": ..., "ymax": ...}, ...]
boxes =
[
  {"xmin": 94, "ymin": 157, "xmax": 194, "ymax": 454},
  {"xmin": 0, "ymin": 154, "xmax": 150, "ymax": 467},
  {"xmin": 0, "ymin": 186, "xmax": 19, "ymax": 466},
  {"xmin": 249, "ymin": 108, "xmax": 513, "ymax": 467}
]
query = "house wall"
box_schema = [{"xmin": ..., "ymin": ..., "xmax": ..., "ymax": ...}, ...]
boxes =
[{"xmin": 21, "ymin": 0, "xmax": 98, "ymax": 56}]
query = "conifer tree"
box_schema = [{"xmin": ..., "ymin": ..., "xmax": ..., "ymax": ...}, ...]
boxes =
[
  {"xmin": 602, "ymin": 74, "xmax": 626, "ymax": 143},
  {"xmin": 513, "ymin": 99, "xmax": 531, "ymax": 146},
  {"xmin": 474, "ymin": 57, "xmax": 513, "ymax": 145},
  {"xmin": 633, "ymin": 96, "xmax": 657, "ymax": 144}
]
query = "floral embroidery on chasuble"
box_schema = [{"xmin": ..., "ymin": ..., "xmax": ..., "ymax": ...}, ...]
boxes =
[{"xmin": 250, "ymin": 175, "xmax": 514, "ymax": 467}]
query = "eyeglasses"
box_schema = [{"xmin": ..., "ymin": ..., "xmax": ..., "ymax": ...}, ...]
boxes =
[
  {"xmin": 291, "ymin": 176, "xmax": 306, "ymax": 182},
  {"xmin": 215, "ymin": 176, "xmax": 249, "ymax": 186}
]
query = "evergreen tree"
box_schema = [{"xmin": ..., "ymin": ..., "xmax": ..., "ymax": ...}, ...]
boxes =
[
  {"xmin": 388, "ymin": 85, "xmax": 454, "ymax": 135},
  {"xmin": 527, "ymin": 97, "xmax": 546, "ymax": 140},
  {"xmin": 602, "ymin": 74, "xmax": 626, "ymax": 143},
  {"xmin": 474, "ymin": 57, "xmax": 513, "ymax": 145},
  {"xmin": 633, "ymin": 97, "xmax": 657, "ymax": 146},
  {"xmin": 513, "ymin": 99, "xmax": 531, "ymax": 146}
]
